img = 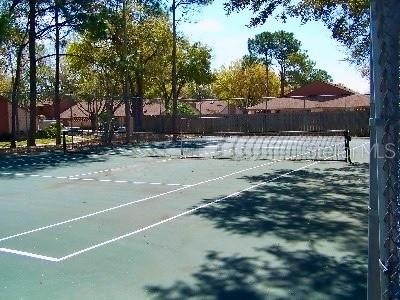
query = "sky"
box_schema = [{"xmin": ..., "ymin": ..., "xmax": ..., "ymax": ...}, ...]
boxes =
[{"xmin": 179, "ymin": 2, "xmax": 370, "ymax": 94}]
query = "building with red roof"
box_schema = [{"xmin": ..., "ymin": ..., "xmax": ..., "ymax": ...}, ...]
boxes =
[
  {"xmin": 0, "ymin": 95, "xmax": 32, "ymax": 136},
  {"xmin": 60, "ymin": 100, "xmax": 166, "ymax": 128},
  {"xmin": 247, "ymin": 81, "xmax": 369, "ymax": 114}
]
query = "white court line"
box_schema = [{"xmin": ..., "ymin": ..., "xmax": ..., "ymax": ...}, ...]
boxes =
[
  {"xmin": 0, "ymin": 143, "xmax": 366, "ymax": 244},
  {"xmin": 0, "ymin": 171, "xmax": 185, "ymax": 186},
  {"xmin": 58, "ymin": 161, "xmax": 319, "ymax": 261},
  {"xmin": 70, "ymin": 157, "xmax": 172, "ymax": 179},
  {"xmin": 0, "ymin": 248, "xmax": 59, "ymax": 262},
  {"xmin": 0, "ymin": 142, "xmax": 368, "ymax": 251},
  {"xmin": 0, "ymin": 157, "xmax": 283, "ymax": 243},
  {"xmin": 1, "ymin": 159, "xmax": 320, "ymax": 263}
]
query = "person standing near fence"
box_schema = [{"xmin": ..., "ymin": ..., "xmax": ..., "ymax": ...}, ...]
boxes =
[{"xmin": 344, "ymin": 130, "xmax": 352, "ymax": 164}]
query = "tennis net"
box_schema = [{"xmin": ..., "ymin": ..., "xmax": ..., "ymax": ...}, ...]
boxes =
[{"xmin": 130, "ymin": 130, "xmax": 348, "ymax": 161}]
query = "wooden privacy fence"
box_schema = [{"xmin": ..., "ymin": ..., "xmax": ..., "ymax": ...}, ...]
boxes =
[{"xmin": 142, "ymin": 110, "xmax": 369, "ymax": 136}]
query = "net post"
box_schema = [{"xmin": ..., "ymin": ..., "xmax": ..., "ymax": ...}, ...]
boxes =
[{"xmin": 62, "ymin": 130, "xmax": 67, "ymax": 154}]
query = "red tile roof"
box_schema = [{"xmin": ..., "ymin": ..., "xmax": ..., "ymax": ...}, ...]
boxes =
[
  {"xmin": 60, "ymin": 100, "xmax": 165, "ymax": 119},
  {"xmin": 185, "ymin": 100, "xmax": 241, "ymax": 115},
  {"xmin": 196, "ymin": 100, "xmax": 227, "ymax": 115},
  {"xmin": 286, "ymin": 81, "xmax": 355, "ymax": 97},
  {"xmin": 247, "ymin": 94, "xmax": 370, "ymax": 111}
]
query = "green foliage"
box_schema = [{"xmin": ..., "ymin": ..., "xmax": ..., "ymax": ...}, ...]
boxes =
[
  {"xmin": 269, "ymin": 31, "xmax": 301, "ymax": 67},
  {"xmin": 99, "ymin": 110, "xmax": 115, "ymax": 125},
  {"xmin": 225, "ymin": 0, "xmax": 369, "ymax": 67},
  {"xmin": 182, "ymin": 83, "xmax": 215, "ymax": 99},
  {"xmin": 212, "ymin": 59, "xmax": 280, "ymax": 109},
  {"xmin": 148, "ymin": 37, "xmax": 213, "ymax": 109},
  {"xmin": 248, "ymin": 30, "xmax": 331, "ymax": 95},
  {"xmin": 287, "ymin": 52, "xmax": 332, "ymax": 87},
  {"xmin": 0, "ymin": 13, "xmax": 11, "ymax": 45},
  {"xmin": 177, "ymin": 41, "xmax": 214, "ymax": 88},
  {"xmin": 248, "ymin": 32, "xmax": 275, "ymax": 66},
  {"xmin": 36, "ymin": 124, "xmax": 61, "ymax": 139},
  {"xmin": 166, "ymin": 100, "xmax": 197, "ymax": 116}
]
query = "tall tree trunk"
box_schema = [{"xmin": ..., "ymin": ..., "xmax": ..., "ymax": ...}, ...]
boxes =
[
  {"xmin": 265, "ymin": 63, "xmax": 269, "ymax": 96},
  {"xmin": 171, "ymin": 0, "xmax": 178, "ymax": 134},
  {"xmin": 90, "ymin": 114, "xmax": 96, "ymax": 131},
  {"xmin": 123, "ymin": 78, "xmax": 132, "ymax": 140},
  {"xmin": 122, "ymin": 0, "xmax": 132, "ymax": 143},
  {"xmin": 27, "ymin": 0, "xmax": 37, "ymax": 147},
  {"xmin": 280, "ymin": 67, "xmax": 285, "ymax": 97},
  {"xmin": 10, "ymin": 45, "xmax": 24, "ymax": 149},
  {"xmin": 134, "ymin": 73, "xmax": 144, "ymax": 131},
  {"xmin": 54, "ymin": 0, "xmax": 61, "ymax": 145}
]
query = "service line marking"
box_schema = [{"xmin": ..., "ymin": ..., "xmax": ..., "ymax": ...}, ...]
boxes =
[
  {"xmin": 0, "ymin": 143, "xmax": 368, "ymax": 262},
  {"xmin": 56, "ymin": 160, "xmax": 318, "ymax": 262},
  {"xmin": 0, "ymin": 143, "xmax": 367, "ymax": 244},
  {"xmin": 0, "ymin": 158, "xmax": 320, "ymax": 262},
  {"xmin": 67, "ymin": 157, "xmax": 172, "ymax": 179},
  {"xmin": 0, "ymin": 156, "xmax": 283, "ymax": 243},
  {"xmin": 0, "ymin": 248, "xmax": 59, "ymax": 262},
  {"xmin": 0, "ymin": 172, "xmax": 185, "ymax": 187}
]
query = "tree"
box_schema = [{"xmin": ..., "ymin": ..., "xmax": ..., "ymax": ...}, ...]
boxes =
[
  {"xmin": 1, "ymin": 0, "xmax": 100, "ymax": 147},
  {"xmin": 212, "ymin": 59, "xmax": 279, "ymax": 112},
  {"xmin": 286, "ymin": 51, "xmax": 332, "ymax": 88},
  {"xmin": 52, "ymin": 0, "xmax": 114, "ymax": 144},
  {"xmin": 170, "ymin": 0, "xmax": 213, "ymax": 133},
  {"xmin": 0, "ymin": 2, "xmax": 29, "ymax": 148},
  {"xmin": 224, "ymin": 0, "xmax": 369, "ymax": 67},
  {"xmin": 248, "ymin": 32, "xmax": 275, "ymax": 96},
  {"xmin": 65, "ymin": 13, "xmax": 181, "ymax": 132},
  {"xmin": 150, "ymin": 39, "xmax": 213, "ymax": 112},
  {"xmin": 27, "ymin": 0, "xmax": 37, "ymax": 147},
  {"xmin": 248, "ymin": 30, "xmax": 331, "ymax": 96},
  {"xmin": 249, "ymin": 31, "xmax": 300, "ymax": 97},
  {"xmin": 181, "ymin": 83, "xmax": 215, "ymax": 99},
  {"xmin": 73, "ymin": 0, "xmax": 166, "ymax": 137}
]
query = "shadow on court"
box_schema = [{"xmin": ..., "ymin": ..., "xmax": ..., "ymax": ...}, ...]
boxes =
[
  {"xmin": 146, "ymin": 163, "xmax": 368, "ymax": 299},
  {"xmin": 0, "ymin": 143, "xmax": 165, "ymax": 174},
  {"xmin": 0, "ymin": 151, "xmax": 108, "ymax": 174},
  {"xmin": 0, "ymin": 140, "xmax": 218, "ymax": 175}
]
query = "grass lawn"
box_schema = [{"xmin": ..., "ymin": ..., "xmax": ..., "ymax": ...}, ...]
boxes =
[{"xmin": 0, "ymin": 138, "xmax": 56, "ymax": 149}]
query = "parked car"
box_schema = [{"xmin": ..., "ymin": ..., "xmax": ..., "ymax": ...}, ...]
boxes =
[
  {"xmin": 63, "ymin": 127, "xmax": 80, "ymax": 134},
  {"xmin": 115, "ymin": 126, "xmax": 127, "ymax": 133}
]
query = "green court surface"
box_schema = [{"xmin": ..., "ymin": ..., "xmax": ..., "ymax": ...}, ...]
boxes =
[{"xmin": 0, "ymin": 138, "xmax": 369, "ymax": 299}]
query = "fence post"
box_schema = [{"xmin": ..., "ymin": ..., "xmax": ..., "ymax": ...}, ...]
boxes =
[
  {"xmin": 370, "ymin": 0, "xmax": 400, "ymax": 298},
  {"xmin": 62, "ymin": 131, "xmax": 67, "ymax": 153}
]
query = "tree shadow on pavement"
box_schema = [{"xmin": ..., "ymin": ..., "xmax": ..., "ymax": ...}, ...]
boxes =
[
  {"xmin": 146, "ymin": 162, "xmax": 368, "ymax": 299},
  {"xmin": 146, "ymin": 248, "xmax": 365, "ymax": 300},
  {"xmin": 0, "ymin": 151, "xmax": 108, "ymax": 175}
]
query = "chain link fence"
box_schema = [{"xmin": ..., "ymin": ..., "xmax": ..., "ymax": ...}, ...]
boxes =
[{"xmin": 370, "ymin": 0, "xmax": 400, "ymax": 299}]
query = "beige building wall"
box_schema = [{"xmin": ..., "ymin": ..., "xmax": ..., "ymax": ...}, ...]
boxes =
[{"xmin": 7, "ymin": 103, "xmax": 30, "ymax": 134}]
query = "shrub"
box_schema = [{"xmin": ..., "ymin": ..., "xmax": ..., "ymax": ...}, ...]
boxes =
[{"xmin": 35, "ymin": 124, "xmax": 61, "ymax": 139}]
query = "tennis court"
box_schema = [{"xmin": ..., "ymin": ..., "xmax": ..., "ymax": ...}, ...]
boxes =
[{"xmin": 0, "ymin": 134, "xmax": 369, "ymax": 299}]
